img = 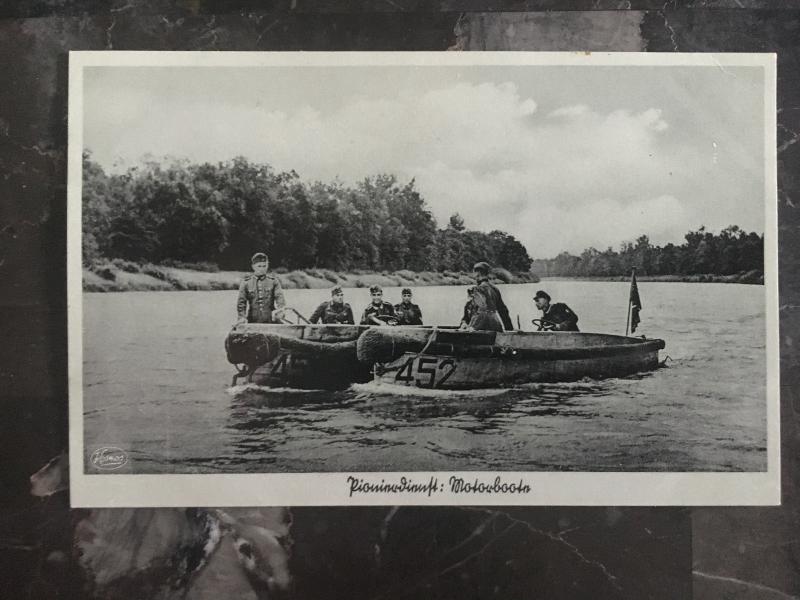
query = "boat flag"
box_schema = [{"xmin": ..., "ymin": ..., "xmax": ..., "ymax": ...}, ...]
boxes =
[{"xmin": 629, "ymin": 269, "xmax": 642, "ymax": 334}]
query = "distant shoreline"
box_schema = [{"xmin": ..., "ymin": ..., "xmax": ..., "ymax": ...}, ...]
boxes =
[
  {"xmin": 540, "ymin": 272, "xmax": 764, "ymax": 285},
  {"xmin": 83, "ymin": 262, "xmax": 540, "ymax": 293},
  {"xmin": 82, "ymin": 261, "xmax": 764, "ymax": 292}
]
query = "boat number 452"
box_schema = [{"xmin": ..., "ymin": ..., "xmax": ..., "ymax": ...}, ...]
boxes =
[{"xmin": 394, "ymin": 356, "xmax": 456, "ymax": 388}]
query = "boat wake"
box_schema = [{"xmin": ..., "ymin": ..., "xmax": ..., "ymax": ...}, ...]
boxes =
[
  {"xmin": 350, "ymin": 381, "xmax": 511, "ymax": 398},
  {"xmin": 227, "ymin": 383, "xmax": 329, "ymax": 396},
  {"xmin": 226, "ymin": 383, "xmax": 346, "ymax": 408},
  {"xmin": 513, "ymin": 378, "xmax": 611, "ymax": 392}
]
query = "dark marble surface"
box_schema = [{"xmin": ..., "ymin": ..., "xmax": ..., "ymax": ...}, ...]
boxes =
[
  {"xmin": 0, "ymin": 5, "xmax": 798, "ymax": 599},
  {"xmin": 290, "ymin": 506, "xmax": 691, "ymax": 599}
]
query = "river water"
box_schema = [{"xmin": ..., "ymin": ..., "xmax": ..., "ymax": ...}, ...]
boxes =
[{"xmin": 83, "ymin": 281, "xmax": 767, "ymax": 473}]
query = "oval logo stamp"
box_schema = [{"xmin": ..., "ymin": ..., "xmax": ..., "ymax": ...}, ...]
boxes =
[{"xmin": 90, "ymin": 447, "xmax": 128, "ymax": 471}]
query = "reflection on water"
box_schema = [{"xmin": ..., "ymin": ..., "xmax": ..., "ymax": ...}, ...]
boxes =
[{"xmin": 83, "ymin": 281, "xmax": 768, "ymax": 473}]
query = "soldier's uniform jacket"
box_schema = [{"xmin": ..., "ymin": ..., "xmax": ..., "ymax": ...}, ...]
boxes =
[
  {"xmin": 470, "ymin": 278, "xmax": 514, "ymax": 331},
  {"xmin": 309, "ymin": 301, "xmax": 355, "ymax": 325},
  {"xmin": 542, "ymin": 302, "xmax": 580, "ymax": 331},
  {"xmin": 461, "ymin": 299, "xmax": 477, "ymax": 326},
  {"xmin": 237, "ymin": 273, "xmax": 286, "ymax": 323},
  {"xmin": 393, "ymin": 302, "xmax": 423, "ymax": 326},
  {"xmin": 360, "ymin": 301, "xmax": 396, "ymax": 325}
]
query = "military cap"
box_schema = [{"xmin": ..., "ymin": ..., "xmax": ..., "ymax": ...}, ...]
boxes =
[
  {"xmin": 401, "ymin": 288, "xmax": 412, "ymax": 295},
  {"xmin": 369, "ymin": 285, "xmax": 382, "ymax": 294},
  {"xmin": 533, "ymin": 290, "xmax": 551, "ymax": 302},
  {"xmin": 473, "ymin": 261, "xmax": 491, "ymax": 274},
  {"xmin": 331, "ymin": 286, "xmax": 343, "ymax": 296},
  {"xmin": 251, "ymin": 252, "xmax": 268, "ymax": 264}
]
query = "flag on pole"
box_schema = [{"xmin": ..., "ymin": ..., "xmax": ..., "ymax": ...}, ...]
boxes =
[{"xmin": 629, "ymin": 269, "xmax": 642, "ymax": 333}]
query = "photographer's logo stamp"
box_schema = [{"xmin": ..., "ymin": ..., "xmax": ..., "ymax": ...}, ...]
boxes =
[{"xmin": 90, "ymin": 447, "xmax": 128, "ymax": 470}]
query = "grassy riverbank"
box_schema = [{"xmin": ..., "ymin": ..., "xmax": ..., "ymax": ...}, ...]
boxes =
[
  {"xmin": 541, "ymin": 271, "xmax": 764, "ymax": 284},
  {"xmin": 83, "ymin": 260, "xmax": 541, "ymax": 292}
]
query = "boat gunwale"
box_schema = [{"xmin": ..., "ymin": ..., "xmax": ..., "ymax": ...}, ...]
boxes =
[{"xmin": 234, "ymin": 323, "xmax": 664, "ymax": 347}]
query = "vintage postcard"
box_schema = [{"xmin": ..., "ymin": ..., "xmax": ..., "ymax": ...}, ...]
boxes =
[{"xmin": 68, "ymin": 51, "xmax": 779, "ymax": 507}]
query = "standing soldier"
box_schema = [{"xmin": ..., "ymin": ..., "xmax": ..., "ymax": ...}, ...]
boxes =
[
  {"xmin": 394, "ymin": 288, "xmax": 423, "ymax": 326},
  {"xmin": 309, "ymin": 287, "xmax": 355, "ymax": 325},
  {"xmin": 360, "ymin": 285, "xmax": 397, "ymax": 326},
  {"xmin": 468, "ymin": 262, "xmax": 513, "ymax": 332},
  {"xmin": 236, "ymin": 252, "xmax": 286, "ymax": 324}
]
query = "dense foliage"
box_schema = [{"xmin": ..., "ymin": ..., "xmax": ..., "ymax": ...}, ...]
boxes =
[
  {"xmin": 530, "ymin": 228, "xmax": 764, "ymax": 277},
  {"xmin": 82, "ymin": 154, "xmax": 533, "ymax": 272}
]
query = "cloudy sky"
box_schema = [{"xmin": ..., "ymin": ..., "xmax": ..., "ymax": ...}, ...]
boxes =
[{"xmin": 83, "ymin": 64, "xmax": 766, "ymax": 258}]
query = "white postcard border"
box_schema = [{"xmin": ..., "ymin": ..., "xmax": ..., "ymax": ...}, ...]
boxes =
[{"xmin": 68, "ymin": 51, "xmax": 780, "ymax": 508}]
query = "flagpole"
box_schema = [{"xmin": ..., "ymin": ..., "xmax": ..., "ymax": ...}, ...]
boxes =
[
  {"xmin": 625, "ymin": 299, "xmax": 631, "ymax": 336},
  {"xmin": 625, "ymin": 267, "xmax": 636, "ymax": 336}
]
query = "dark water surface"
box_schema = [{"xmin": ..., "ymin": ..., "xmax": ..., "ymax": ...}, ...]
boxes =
[{"xmin": 83, "ymin": 281, "xmax": 767, "ymax": 473}]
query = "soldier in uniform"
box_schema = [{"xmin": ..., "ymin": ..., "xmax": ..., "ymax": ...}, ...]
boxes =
[
  {"xmin": 309, "ymin": 286, "xmax": 355, "ymax": 325},
  {"xmin": 360, "ymin": 285, "xmax": 397, "ymax": 326},
  {"xmin": 459, "ymin": 287, "xmax": 477, "ymax": 329},
  {"xmin": 468, "ymin": 262, "xmax": 514, "ymax": 332},
  {"xmin": 533, "ymin": 290, "xmax": 579, "ymax": 331},
  {"xmin": 394, "ymin": 288, "xmax": 423, "ymax": 326},
  {"xmin": 236, "ymin": 252, "xmax": 286, "ymax": 324}
]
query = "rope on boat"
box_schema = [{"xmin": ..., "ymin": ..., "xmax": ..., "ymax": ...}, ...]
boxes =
[
  {"xmin": 416, "ymin": 327, "xmax": 439, "ymax": 358},
  {"xmin": 231, "ymin": 364, "xmax": 253, "ymax": 387},
  {"xmin": 374, "ymin": 327, "xmax": 439, "ymax": 375}
]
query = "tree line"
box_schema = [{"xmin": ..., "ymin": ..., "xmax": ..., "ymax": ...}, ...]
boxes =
[
  {"xmin": 82, "ymin": 154, "xmax": 534, "ymax": 273},
  {"xmin": 530, "ymin": 227, "xmax": 764, "ymax": 278}
]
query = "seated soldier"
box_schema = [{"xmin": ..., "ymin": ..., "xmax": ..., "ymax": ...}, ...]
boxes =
[
  {"xmin": 360, "ymin": 285, "xmax": 397, "ymax": 326},
  {"xmin": 532, "ymin": 290, "xmax": 579, "ymax": 331},
  {"xmin": 459, "ymin": 287, "xmax": 477, "ymax": 330},
  {"xmin": 394, "ymin": 288, "xmax": 423, "ymax": 326},
  {"xmin": 309, "ymin": 286, "xmax": 355, "ymax": 325}
]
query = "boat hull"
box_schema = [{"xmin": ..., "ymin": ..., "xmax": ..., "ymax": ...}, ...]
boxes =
[
  {"xmin": 364, "ymin": 330, "xmax": 665, "ymax": 389},
  {"xmin": 226, "ymin": 325, "xmax": 665, "ymax": 390},
  {"xmin": 247, "ymin": 349, "xmax": 372, "ymax": 389},
  {"xmin": 375, "ymin": 347, "xmax": 662, "ymax": 389},
  {"xmin": 227, "ymin": 323, "xmax": 372, "ymax": 390}
]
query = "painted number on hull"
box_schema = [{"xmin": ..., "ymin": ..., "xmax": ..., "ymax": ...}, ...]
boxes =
[{"xmin": 395, "ymin": 357, "xmax": 457, "ymax": 388}]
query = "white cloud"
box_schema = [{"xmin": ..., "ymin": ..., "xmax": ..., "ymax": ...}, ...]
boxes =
[
  {"xmin": 85, "ymin": 73, "xmax": 763, "ymax": 258},
  {"xmin": 517, "ymin": 195, "xmax": 689, "ymax": 257},
  {"xmin": 548, "ymin": 104, "xmax": 588, "ymax": 118}
]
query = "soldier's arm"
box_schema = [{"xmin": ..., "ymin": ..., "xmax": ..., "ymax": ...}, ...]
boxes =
[
  {"xmin": 553, "ymin": 304, "xmax": 578, "ymax": 330},
  {"xmin": 236, "ymin": 279, "xmax": 248, "ymax": 320},
  {"xmin": 366, "ymin": 306, "xmax": 389, "ymax": 325},
  {"xmin": 272, "ymin": 278, "xmax": 286, "ymax": 309},
  {"xmin": 344, "ymin": 305, "xmax": 355, "ymax": 325},
  {"xmin": 309, "ymin": 302, "xmax": 325, "ymax": 324},
  {"xmin": 471, "ymin": 289, "xmax": 488, "ymax": 315},
  {"xmin": 564, "ymin": 304, "xmax": 579, "ymax": 325},
  {"xmin": 415, "ymin": 305, "xmax": 423, "ymax": 325}
]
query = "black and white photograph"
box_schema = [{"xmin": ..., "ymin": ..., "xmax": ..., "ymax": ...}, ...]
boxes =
[{"xmin": 68, "ymin": 51, "xmax": 779, "ymax": 507}]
